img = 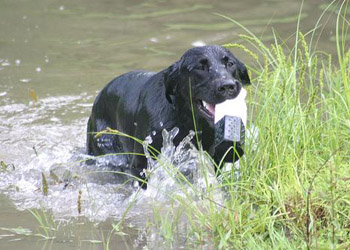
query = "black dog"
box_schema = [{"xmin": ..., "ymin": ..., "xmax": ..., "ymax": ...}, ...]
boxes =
[{"xmin": 87, "ymin": 45, "xmax": 250, "ymax": 183}]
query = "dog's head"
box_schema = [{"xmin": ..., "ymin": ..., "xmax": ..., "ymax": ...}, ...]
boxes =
[{"xmin": 163, "ymin": 45, "xmax": 250, "ymax": 127}]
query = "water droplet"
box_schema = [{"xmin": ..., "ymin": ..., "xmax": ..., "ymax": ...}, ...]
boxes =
[
  {"xmin": 150, "ymin": 37, "xmax": 158, "ymax": 43},
  {"xmin": 145, "ymin": 136, "xmax": 153, "ymax": 144},
  {"xmin": 20, "ymin": 78, "xmax": 31, "ymax": 83},
  {"xmin": 1, "ymin": 61, "xmax": 10, "ymax": 67},
  {"xmin": 192, "ymin": 40, "xmax": 206, "ymax": 47},
  {"xmin": 50, "ymin": 117, "xmax": 60, "ymax": 122}
]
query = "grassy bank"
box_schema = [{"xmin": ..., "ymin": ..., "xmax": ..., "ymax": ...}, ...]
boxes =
[{"xmin": 143, "ymin": 2, "xmax": 350, "ymax": 249}]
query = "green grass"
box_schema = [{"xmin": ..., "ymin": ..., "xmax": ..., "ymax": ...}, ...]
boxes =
[{"xmin": 134, "ymin": 2, "xmax": 350, "ymax": 249}]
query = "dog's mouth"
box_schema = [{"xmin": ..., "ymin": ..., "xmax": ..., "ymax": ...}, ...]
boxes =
[{"xmin": 197, "ymin": 100, "xmax": 215, "ymax": 121}]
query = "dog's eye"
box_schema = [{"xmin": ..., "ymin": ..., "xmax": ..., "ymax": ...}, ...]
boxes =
[
  {"xmin": 223, "ymin": 56, "xmax": 235, "ymax": 68},
  {"xmin": 226, "ymin": 61, "xmax": 234, "ymax": 68}
]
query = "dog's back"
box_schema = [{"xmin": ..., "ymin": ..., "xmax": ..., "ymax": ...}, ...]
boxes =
[{"xmin": 87, "ymin": 71, "xmax": 156, "ymax": 156}]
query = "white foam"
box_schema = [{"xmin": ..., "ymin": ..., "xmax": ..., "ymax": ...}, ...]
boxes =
[{"xmin": 214, "ymin": 88, "xmax": 247, "ymax": 126}]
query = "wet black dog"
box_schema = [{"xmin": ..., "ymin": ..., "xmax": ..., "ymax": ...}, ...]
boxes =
[{"xmin": 87, "ymin": 45, "xmax": 250, "ymax": 183}]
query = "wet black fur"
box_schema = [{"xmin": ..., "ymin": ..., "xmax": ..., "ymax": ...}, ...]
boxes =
[{"xmin": 87, "ymin": 45, "xmax": 250, "ymax": 183}]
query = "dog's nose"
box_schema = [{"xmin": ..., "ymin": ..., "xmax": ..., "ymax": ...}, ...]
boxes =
[{"xmin": 216, "ymin": 80, "xmax": 239, "ymax": 97}]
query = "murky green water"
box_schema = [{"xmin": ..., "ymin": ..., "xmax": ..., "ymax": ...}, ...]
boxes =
[{"xmin": 0, "ymin": 0, "xmax": 341, "ymax": 249}]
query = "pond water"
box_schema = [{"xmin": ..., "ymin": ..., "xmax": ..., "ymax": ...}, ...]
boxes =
[{"xmin": 0, "ymin": 0, "xmax": 341, "ymax": 249}]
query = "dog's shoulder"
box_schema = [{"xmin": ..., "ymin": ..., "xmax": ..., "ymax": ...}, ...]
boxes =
[
  {"xmin": 107, "ymin": 71, "xmax": 155, "ymax": 90},
  {"xmin": 98, "ymin": 71, "xmax": 154, "ymax": 102}
]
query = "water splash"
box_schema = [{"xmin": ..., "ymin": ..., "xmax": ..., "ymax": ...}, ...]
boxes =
[
  {"xmin": 0, "ymin": 98, "xmax": 223, "ymax": 222},
  {"xmin": 139, "ymin": 127, "xmax": 221, "ymax": 203}
]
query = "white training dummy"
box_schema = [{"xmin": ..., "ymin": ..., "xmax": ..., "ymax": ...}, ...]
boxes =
[{"xmin": 214, "ymin": 88, "xmax": 247, "ymax": 127}]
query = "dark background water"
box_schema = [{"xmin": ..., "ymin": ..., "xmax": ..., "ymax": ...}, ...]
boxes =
[{"xmin": 0, "ymin": 0, "xmax": 343, "ymax": 249}]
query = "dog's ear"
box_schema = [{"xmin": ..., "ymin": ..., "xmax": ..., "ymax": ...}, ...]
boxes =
[
  {"xmin": 163, "ymin": 60, "xmax": 181, "ymax": 104},
  {"xmin": 238, "ymin": 62, "xmax": 251, "ymax": 86}
]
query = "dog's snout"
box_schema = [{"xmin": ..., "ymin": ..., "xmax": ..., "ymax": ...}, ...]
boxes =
[
  {"xmin": 216, "ymin": 80, "xmax": 240, "ymax": 97},
  {"xmin": 217, "ymin": 82, "xmax": 236, "ymax": 93}
]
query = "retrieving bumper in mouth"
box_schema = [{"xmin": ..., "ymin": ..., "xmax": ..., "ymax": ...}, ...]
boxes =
[
  {"xmin": 214, "ymin": 88, "xmax": 247, "ymax": 126},
  {"xmin": 214, "ymin": 88, "xmax": 247, "ymax": 162},
  {"xmin": 199, "ymin": 88, "xmax": 247, "ymax": 123}
]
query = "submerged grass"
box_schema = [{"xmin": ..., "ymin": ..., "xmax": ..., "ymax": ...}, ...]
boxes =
[
  {"xmin": 28, "ymin": 209, "xmax": 57, "ymax": 240},
  {"xmin": 139, "ymin": 2, "xmax": 350, "ymax": 249}
]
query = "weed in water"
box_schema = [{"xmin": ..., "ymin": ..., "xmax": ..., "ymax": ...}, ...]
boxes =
[{"xmin": 28, "ymin": 209, "xmax": 57, "ymax": 240}]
